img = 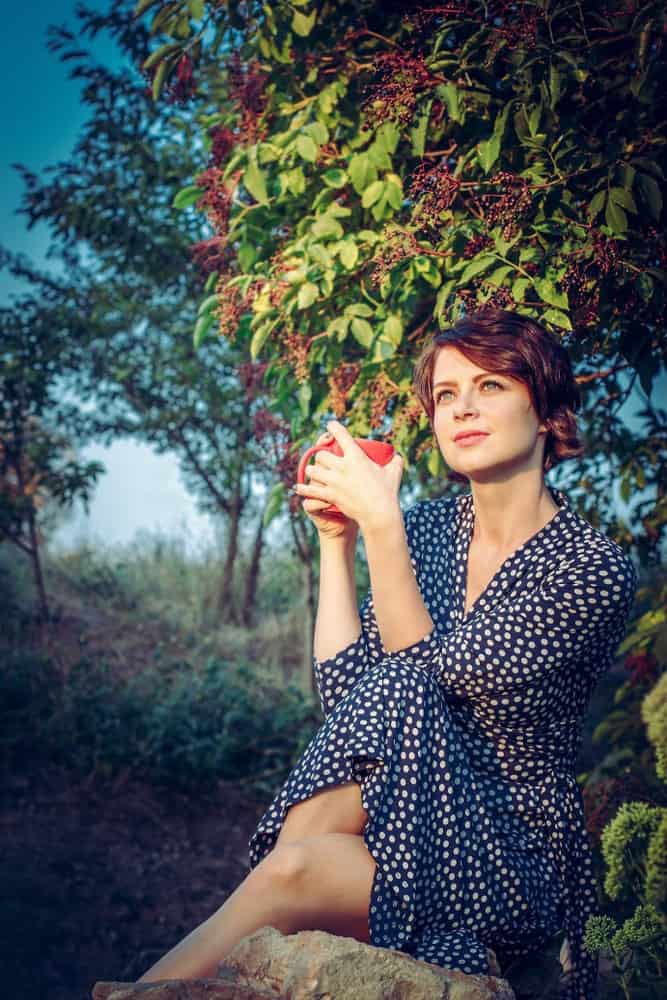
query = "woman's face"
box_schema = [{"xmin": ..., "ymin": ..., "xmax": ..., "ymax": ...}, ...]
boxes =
[{"xmin": 431, "ymin": 345, "xmax": 548, "ymax": 479}]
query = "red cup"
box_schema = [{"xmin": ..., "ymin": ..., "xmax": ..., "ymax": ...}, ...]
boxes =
[{"xmin": 297, "ymin": 438, "xmax": 395, "ymax": 518}]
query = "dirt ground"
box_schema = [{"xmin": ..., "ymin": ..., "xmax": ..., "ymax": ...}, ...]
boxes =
[{"xmin": 0, "ymin": 761, "xmax": 269, "ymax": 1000}]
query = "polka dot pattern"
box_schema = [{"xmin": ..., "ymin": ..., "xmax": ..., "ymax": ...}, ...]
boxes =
[{"xmin": 248, "ymin": 486, "xmax": 638, "ymax": 999}]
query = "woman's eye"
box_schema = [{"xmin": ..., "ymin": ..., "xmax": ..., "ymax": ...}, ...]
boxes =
[{"xmin": 435, "ymin": 380, "xmax": 501, "ymax": 404}]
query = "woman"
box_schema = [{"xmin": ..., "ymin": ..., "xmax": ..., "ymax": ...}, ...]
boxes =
[{"xmin": 138, "ymin": 308, "xmax": 638, "ymax": 999}]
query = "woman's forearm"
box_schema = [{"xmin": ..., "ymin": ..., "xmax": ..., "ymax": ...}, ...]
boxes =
[
  {"xmin": 313, "ymin": 532, "xmax": 362, "ymax": 662},
  {"xmin": 362, "ymin": 506, "xmax": 434, "ymax": 653}
]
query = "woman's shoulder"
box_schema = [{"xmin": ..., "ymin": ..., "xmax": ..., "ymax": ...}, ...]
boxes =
[
  {"xmin": 554, "ymin": 505, "xmax": 639, "ymax": 613},
  {"xmin": 402, "ymin": 494, "xmax": 461, "ymax": 544}
]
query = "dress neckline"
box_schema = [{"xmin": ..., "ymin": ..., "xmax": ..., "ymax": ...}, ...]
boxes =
[{"xmin": 457, "ymin": 486, "xmax": 571, "ymax": 624}]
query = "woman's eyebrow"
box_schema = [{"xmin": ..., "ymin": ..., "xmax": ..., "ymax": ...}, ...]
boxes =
[{"xmin": 433, "ymin": 372, "xmax": 502, "ymax": 389}]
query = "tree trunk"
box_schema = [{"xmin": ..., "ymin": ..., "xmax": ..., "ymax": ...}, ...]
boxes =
[
  {"xmin": 217, "ymin": 475, "xmax": 242, "ymax": 624},
  {"xmin": 289, "ymin": 513, "xmax": 317, "ymax": 697},
  {"xmin": 27, "ymin": 509, "xmax": 50, "ymax": 622},
  {"xmin": 301, "ymin": 554, "xmax": 316, "ymax": 698},
  {"xmin": 241, "ymin": 502, "xmax": 266, "ymax": 627}
]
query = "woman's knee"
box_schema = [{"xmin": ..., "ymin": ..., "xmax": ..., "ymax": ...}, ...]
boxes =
[{"xmin": 259, "ymin": 841, "xmax": 312, "ymax": 890}]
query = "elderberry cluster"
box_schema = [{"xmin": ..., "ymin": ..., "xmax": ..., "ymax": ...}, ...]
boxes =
[
  {"xmin": 582, "ymin": 772, "xmax": 653, "ymax": 846},
  {"xmin": 328, "ymin": 363, "xmax": 361, "ymax": 418},
  {"xmin": 227, "ymin": 53, "xmax": 268, "ymax": 145},
  {"xmin": 283, "ymin": 330, "xmax": 311, "ymax": 383},
  {"xmin": 367, "ymin": 373, "xmax": 398, "ymax": 430},
  {"xmin": 476, "ymin": 171, "xmax": 533, "ymax": 240},
  {"xmin": 238, "ymin": 361, "xmax": 269, "ymax": 402},
  {"xmin": 409, "ymin": 161, "xmax": 461, "ymax": 232},
  {"xmin": 362, "ymin": 50, "xmax": 435, "ymax": 127},
  {"xmin": 209, "ymin": 126, "xmax": 236, "ymax": 167},
  {"xmin": 462, "ymin": 234, "xmax": 493, "ymax": 259},
  {"xmin": 195, "ymin": 167, "xmax": 233, "ymax": 233},
  {"xmin": 369, "ymin": 228, "xmax": 419, "ymax": 287}
]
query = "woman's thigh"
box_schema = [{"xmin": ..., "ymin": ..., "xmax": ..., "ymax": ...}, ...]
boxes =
[{"xmin": 277, "ymin": 780, "xmax": 369, "ymax": 847}]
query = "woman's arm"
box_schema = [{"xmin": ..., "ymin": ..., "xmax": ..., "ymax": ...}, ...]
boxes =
[
  {"xmin": 361, "ymin": 506, "xmax": 435, "ymax": 653},
  {"xmin": 313, "ymin": 530, "xmax": 362, "ymax": 662}
]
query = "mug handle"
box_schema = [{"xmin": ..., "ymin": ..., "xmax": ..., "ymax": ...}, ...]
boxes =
[{"xmin": 297, "ymin": 444, "xmax": 326, "ymax": 485}]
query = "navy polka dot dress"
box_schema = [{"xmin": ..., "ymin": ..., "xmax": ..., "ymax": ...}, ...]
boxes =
[{"xmin": 248, "ymin": 486, "xmax": 638, "ymax": 999}]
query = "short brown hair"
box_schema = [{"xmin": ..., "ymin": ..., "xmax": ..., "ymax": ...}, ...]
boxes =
[{"xmin": 412, "ymin": 307, "xmax": 584, "ymax": 483}]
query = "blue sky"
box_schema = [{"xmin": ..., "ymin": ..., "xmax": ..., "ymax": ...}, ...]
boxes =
[
  {"xmin": 1, "ymin": 1, "xmax": 216, "ymax": 552},
  {"xmin": 1, "ymin": 3, "xmax": 663, "ymax": 554}
]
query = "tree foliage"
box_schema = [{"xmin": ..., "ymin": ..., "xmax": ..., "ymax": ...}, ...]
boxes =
[{"xmin": 140, "ymin": 0, "xmax": 667, "ymax": 559}]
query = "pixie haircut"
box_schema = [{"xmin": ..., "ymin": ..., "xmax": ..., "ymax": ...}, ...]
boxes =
[{"xmin": 412, "ymin": 307, "xmax": 584, "ymax": 483}]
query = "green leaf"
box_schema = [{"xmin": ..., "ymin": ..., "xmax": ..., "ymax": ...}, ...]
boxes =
[
  {"xmin": 292, "ymin": 9, "xmax": 316, "ymax": 36},
  {"xmin": 350, "ymin": 317, "xmax": 374, "ymax": 347},
  {"xmin": 477, "ymin": 134, "xmax": 500, "ymax": 174},
  {"xmin": 134, "ymin": 0, "xmax": 162, "ymax": 16},
  {"xmin": 197, "ymin": 293, "xmax": 218, "ymax": 315},
  {"xmin": 548, "ymin": 63, "xmax": 562, "ymax": 110},
  {"xmin": 238, "ymin": 244, "xmax": 257, "ymax": 272},
  {"xmin": 322, "ymin": 168, "xmax": 348, "ymax": 188},
  {"xmin": 187, "ymin": 0, "xmax": 205, "ymax": 18},
  {"xmin": 344, "ymin": 302, "xmax": 373, "ymax": 317},
  {"xmin": 460, "ymin": 255, "xmax": 496, "ymax": 283},
  {"xmin": 143, "ymin": 41, "xmax": 181, "ymax": 71},
  {"xmin": 534, "ymin": 277, "xmax": 568, "ymax": 309},
  {"xmin": 243, "ymin": 161, "xmax": 268, "ymax": 204},
  {"xmin": 299, "ymin": 382, "xmax": 312, "ymax": 418},
  {"xmin": 371, "ymin": 335, "xmax": 398, "ymax": 362},
  {"xmin": 410, "ymin": 101, "xmax": 432, "ymax": 156},
  {"xmin": 263, "ymin": 482, "xmax": 285, "ymax": 528},
  {"xmin": 296, "ymin": 134, "xmax": 318, "ymax": 162},
  {"xmin": 361, "ymin": 180, "xmax": 385, "ymax": 208},
  {"xmin": 172, "ymin": 184, "xmax": 203, "ymax": 210},
  {"xmin": 311, "ymin": 215, "xmax": 343, "ymax": 239},
  {"xmin": 542, "ymin": 308, "xmax": 572, "ymax": 331},
  {"xmin": 609, "ymin": 186, "xmax": 638, "ymax": 214},
  {"xmin": 427, "ymin": 448, "xmax": 442, "ymax": 476},
  {"xmin": 437, "ymin": 82, "xmax": 461, "ymax": 123},
  {"xmin": 512, "ymin": 277, "xmax": 531, "ymax": 303},
  {"xmin": 297, "ymin": 282, "xmax": 319, "ymax": 309},
  {"xmin": 384, "ymin": 314, "xmax": 403, "ymax": 346},
  {"xmin": 587, "ymin": 189, "xmax": 606, "ymax": 219},
  {"xmin": 637, "ymin": 173, "xmax": 663, "ymax": 221},
  {"xmin": 151, "ymin": 57, "xmax": 172, "ymax": 101},
  {"xmin": 376, "ymin": 122, "xmax": 400, "ymax": 154},
  {"xmin": 339, "ymin": 240, "xmax": 359, "ymax": 269},
  {"xmin": 250, "ymin": 321, "xmax": 273, "ymax": 360},
  {"xmin": 605, "ymin": 198, "xmax": 627, "ymax": 234},
  {"xmin": 193, "ymin": 312, "xmax": 215, "ymax": 349},
  {"xmin": 305, "ymin": 120, "xmax": 328, "ymax": 145},
  {"xmin": 348, "ymin": 153, "xmax": 377, "ymax": 195}
]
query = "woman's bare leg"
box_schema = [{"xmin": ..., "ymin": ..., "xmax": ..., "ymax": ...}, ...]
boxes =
[
  {"xmin": 137, "ymin": 831, "xmax": 376, "ymax": 982},
  {"xmin": 276, "ymin": 779, "xmax": 370, "ymax": 846}
]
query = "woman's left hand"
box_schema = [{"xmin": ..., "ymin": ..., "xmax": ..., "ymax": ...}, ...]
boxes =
[{"xmin": 294, "ymin": 420, "xmax": 403, "ymax": 533}]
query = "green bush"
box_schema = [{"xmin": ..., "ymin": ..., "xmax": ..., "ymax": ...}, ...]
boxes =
[{"xmin": 0, "ymin": 652, "xmax": 322, "ymax": 798}]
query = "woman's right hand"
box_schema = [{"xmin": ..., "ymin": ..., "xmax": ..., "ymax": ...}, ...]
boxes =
[{"xmin": 299, "ymin": 432, "xmax": 359, "ymax": 542}]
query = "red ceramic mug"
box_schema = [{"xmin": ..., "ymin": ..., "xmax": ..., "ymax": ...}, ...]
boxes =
[{"xmin": 297, "ymin": 438, "xmax": 395, "ymax": 518}]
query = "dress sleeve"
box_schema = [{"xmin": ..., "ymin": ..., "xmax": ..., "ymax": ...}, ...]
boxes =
[
  {"xmin": 389, "ymin": 543, "xmax": 639, "ymax": 696},
  {"xmin": 312, "ymin": 501, "xmax": 424, "ymax": 717}
]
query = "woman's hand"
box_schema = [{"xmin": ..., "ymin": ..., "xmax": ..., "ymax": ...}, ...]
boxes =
[
  {"xmin": 295, "ymin": 420, "xmax": 403, "ymax": 536},
  {"xmin": 298, "ymin": 431, "xmax": 358, "ymax": 541}
]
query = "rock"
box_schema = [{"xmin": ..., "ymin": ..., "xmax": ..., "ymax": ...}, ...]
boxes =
[{"xmin": 93, "ymin": 926, "xmax": 514, "ymax": 1000}]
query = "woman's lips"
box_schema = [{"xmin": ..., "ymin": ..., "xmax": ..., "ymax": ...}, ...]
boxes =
[{"xmin": 455, "ymin": 433, "xmax": 489, "ymax": 446}]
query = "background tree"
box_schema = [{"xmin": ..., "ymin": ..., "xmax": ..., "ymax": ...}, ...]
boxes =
[
  {"xmin": 7, "ymin": 0, "xmax": 290, "ymax": 626},
  {"xmin": 0, "ymin": 296, "xmax": 104, "ymax": 620}
]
